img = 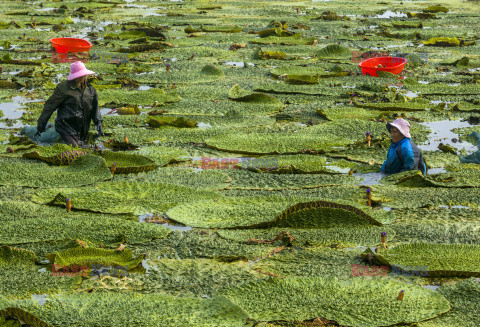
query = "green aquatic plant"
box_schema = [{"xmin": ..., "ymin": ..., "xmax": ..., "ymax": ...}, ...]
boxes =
[
  {"xmin": 255, "ymin": 48, "xmax": 287, "ymax": 60},
  {"xmin": 424, "ymin": 5, "xmax": 449, "ymax": 13},
  {"xmin": 0, "ymin": 245, "xmax": 37, "ymax": 266},
  {"xmin": 0, "ymin": 308, "xmax": 51, "ymax": 327},
  {"xmin": 0, "ymin": 155, "xmax": 111, "ymax": 188},
  {"xmin": 93, "ymin": 150, "xmax": 157, "ymax": 174},
  {"xmin": 423, "ymin": 37, "xmax": 460, "ymax": 47},
  {"xmin": 134, "ymin": 145, "xmax": 189, "ymax": 166},
  {"xmin": 136, "ymin": 258, "xmax": 261, "ymax": 297},
  {"xmin": 218, "ymin": 226, "xmax": 395, "ymax": 248},
  {"xmin": 22, "ymin": 144, "xmax": 88, "ymax": 165},
  {"xmin": 0, "ymin": 201, "xmax": 170, "ymax": 245},
  {"xmin": 316, "ymin": 44, "xmax": 351, "ymax": 58},
  {"xmin": 228, "ymin": 84, "xmax": 283, "ymax": 108},
  {"xmin": 47, "ymin": 247, "xmax": 144, "ymax": 271},
  {"xmin": 392, "ymin": 21, "xmax": 423, "ymax": 29},
  {"xmin": 32, "ymin": 181, "xmax": 219, "ymax": 215},
  {"xmin": 0, "ymin": 293, "xmax": 248, "ymax": 326},
  {"xmin": 251, "ymin": 35, "xmax": 317, "ymax": 46},
  {"xmin": 98, "ymin": 88, "xmax": 181, "ymax": 107},
  {"xmin": 221, "ymin": 277, "xmax": 450, "ymax": 326},
  {"xmin": 406, "ymin": 12, "xmax": 437, "ymax": 19},
  {"xmin": 418, "ymin": 279, "xmax": 480, "ymax": 327},
  {"xmin": 118, "ymin": 42, "xmax": 173, "ymax": 53},
  {"xmin": 146, "ymin": 115, "xmax": 198, "ymax": 128},
  {"xmin": 371, "ymin": 243, "xmax": 480, "ymax": 277}
]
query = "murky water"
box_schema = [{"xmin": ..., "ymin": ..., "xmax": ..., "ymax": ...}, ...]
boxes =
[
  {"xmin": 418, "ymin": 120, "xmax": 478, "ymax": 153},
  {"xmin": 197, "ymin": 122, "xmax": 212, "ymax": 129},
  {"xmin": 325, "ymin": 165, "xmax": 350, "ymax": 174},
  {"xmin": 439, "ymin": 205, "xmax": 470, "ymax": 209},
  {"xmin": 139, "ymin": 213, "xmax": 193, "ymax": 232},
  {"xmin": 223, "ymin": 61, "xmax": 254, "ymax": 67},
  {"xmin": 31, "ymin": 294, "xmax": 48, "ymax": 305},
  {"xmin": 421, "ymin": 285, "xmax": 440, "ymax": 291},
  {"xmin": 375, "ymin": 10, "xmax": 407, "ymax": 19},
  {"xmin": 353, "ymin": 172, "xmax": 385, "ymax": 185},
  {"xmin": 427, "ymin": 167, "xmax": 447, "ymax": 174}
]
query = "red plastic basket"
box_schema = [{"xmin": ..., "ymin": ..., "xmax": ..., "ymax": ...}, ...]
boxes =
[
  {"xmin": 50, "ymin": 38, "xmax": 93, "ymax": 53},
  {"xmin": 359, "ymin": 57, "xmax": 408, "ymax": 77}
]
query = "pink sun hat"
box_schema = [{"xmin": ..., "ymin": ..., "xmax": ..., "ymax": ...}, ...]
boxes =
[
  {"xmin": 386, "ymin": 118, "xmax": 411, "ymax": 138},
  {"xmin": 67, "ymin": 61, "xmax": 95, "ymax": 81}
]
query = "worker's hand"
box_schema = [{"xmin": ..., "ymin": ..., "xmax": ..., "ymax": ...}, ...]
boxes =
[
  {"xmin": 96, "ymin": 123, "xmax": 104, "ymax": 137},
  {"xmin": 35, "ymin": 125, "xmax": 45, "ymax": 138}
]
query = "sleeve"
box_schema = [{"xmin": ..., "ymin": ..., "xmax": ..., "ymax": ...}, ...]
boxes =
[
  {"xmin": 400, "ymin": 143, "xmax": 415, "ymax": 172},
  {"xmin": 380, "ymin": 160, "xmax": 387, "ymax": 172},
  {"xmin": 37, "ymin": 85, "xmax": 65, "ymax": 129},
  {"xmin": 91, "ymin": 87, "xmax": 102, "ymax": 126}
]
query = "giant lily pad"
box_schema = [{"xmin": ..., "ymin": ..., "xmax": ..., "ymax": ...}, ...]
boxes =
[
  {"xmin": 221, "ymin": 277, "xmax": 450, "ymax": 326},
  {"xmin": 0, "ymin": 245, "xmax": 37, "ymax": 266},
  {"xmin": 371, "ymin": 243, "xmax": 480, "ymax": 277},
  {"xmin": 47, "ymin": 247, "xmax": 144, "ymax": 271},
  {"xmin": 0, "ymin": 293, "xmax": 248, "ymax": 326},
  {"xmin": 419, "ymin": 279, "xmax": 480, "ymax": 327},
  {"xmin": 98, "ymin": 88, "xmax": 181, "ymax": 107},
  {"xmin": 22, "ymin": 144, "xmax": 89, "ymax": 165},
  {"xmin": 94, "ymin": 150, "xmax": 157, "ymax": 174},
  {"xmin": 218, "ymin": 226, "xmax": 395, "ymax": 248},
  {"xmin": 0, "ymin": 201, "xmax": 170, "ymax": 245},
  {"xmin": 31, "ymin": 182, "xmax": 219, "ymax": 215},
  {"xmin": 146, "ymin": 115, "xmax": 198, "ymax": 128},
  {"xmin": 135, "ymin": 258, "xmax": 261, "ymax": 297},
  {"xmin": 228, "ymin": 84, "xmax": 283, "ymax": 107},
  {"xmin": 166, "ymin": 197, "xmax": 378, "ymax": 229},
  {"xmin": 0, "ymin": 155, "xmax": 111, "ymax": 188}
]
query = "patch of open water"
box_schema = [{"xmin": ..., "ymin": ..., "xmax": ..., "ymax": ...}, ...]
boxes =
[
  {"xmin": 418, "ymin": 120, "xmax": 477, "ymax": 153},
  {"xmin": 223, "ymin": 61, "xmax": 254, "ymax": 67},
  {"xmin": 31, "ymin": 294, "xmax": 48, "ymax": 305},
  {"xmin": 353, "ymin": 172, "xmax": 385, "ymax": 185},
  {"xmin": 374, "ymin": 10, "xmax": 407, "ymax": 19}
]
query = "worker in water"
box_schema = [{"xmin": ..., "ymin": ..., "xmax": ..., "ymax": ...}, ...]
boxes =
[
  {"xmin": 381, "ymin": 118, "xmax": 427, "ymax": 175},
  {"xmin": 35, "ymin": 61, "xmax": 103, "ymax": 146}
]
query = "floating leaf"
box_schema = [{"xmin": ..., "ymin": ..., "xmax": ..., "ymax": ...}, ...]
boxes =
[
  {"xmin": 0, "ymin": 245, "xmax": 37, "ymax": 266},
  {"xmin": 221, "ymin": 277, "xmax": 450, "ymax": 326},
  {"xmin": 0, "ymin": 155, "xmax": 111, "ymax": 188},
  {"xmin": 146, "ymin": 115, "xmax": 198, "ymax": 128},
  {"xmin": 47, "ymin": 247, "xmax": 144, "ymax": 271},
  {"xmin": 423, "ymin": 37, "xmax": 460, "ymax": 47},
  {"xmin": 371, "ymin": 243, "xmax": 480, "ymax": 277}
]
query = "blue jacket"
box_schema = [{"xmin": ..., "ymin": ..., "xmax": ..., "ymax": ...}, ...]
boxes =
[{"xmin": 381, "ymin": 138, "xmax": 426, "ymax": 175}]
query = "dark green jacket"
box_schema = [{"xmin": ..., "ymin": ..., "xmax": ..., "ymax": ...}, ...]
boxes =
[{"xmin": 37, "ymin": 80, "xmax": 101, "ymax": 141}]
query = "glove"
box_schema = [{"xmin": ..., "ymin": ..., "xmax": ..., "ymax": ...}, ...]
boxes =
[
  {"xmin": 96, "ymin": 123, "xmax": 104, "ymax": 137},
  {"xmin": 34, "ymin": 125, "xmax": 46, "ymax": 138}
]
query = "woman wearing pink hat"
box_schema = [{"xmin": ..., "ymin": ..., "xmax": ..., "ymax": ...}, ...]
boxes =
[
  {"xmin": 381, "ymin": 118, "xmax": 427, "ymax": 175},
  {"xmin": 35, "ymin": 61, "xmax": 103, "ymax": 146}
]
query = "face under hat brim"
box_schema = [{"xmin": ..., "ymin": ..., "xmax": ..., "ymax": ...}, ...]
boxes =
[{"xmin": 67, "ymin": 69, "xmax": 95, "ymax": 81}]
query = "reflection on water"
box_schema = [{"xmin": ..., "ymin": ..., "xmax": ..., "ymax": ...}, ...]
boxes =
[
  {"xmin": 223, "ymin": 61, "xmax": 254, "ymax": 67},
  {"xmin": 427, "ymin": 167, "xmax": 446, "ymax": 174},
  {"xmin": 353, "ymin": 172, "xmax": 385, "ymax": 185},
  {"xmin": 375, "ymin": 10, "xmax": 407, "ymax": 18},
  {"xmin": 421, "ymin": 285, "xmax": 440, "ymax": 291},
  {"xmin": 31, "ymin": 294, "xmax": 48, "ymax": 305},
  {"xmin": 197, "ymin": 122, "xmax": 212, "ymax": 129},
  {"xmin": 418, "ymin": 120, "xmax": 477, "ymax": 154}
]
